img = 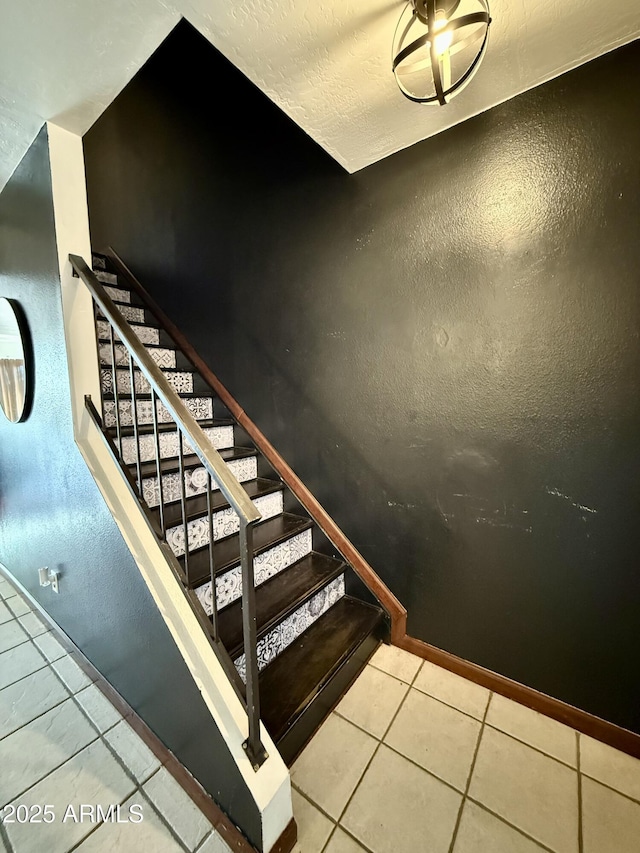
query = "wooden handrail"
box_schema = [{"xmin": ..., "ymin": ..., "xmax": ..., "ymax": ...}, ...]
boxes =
[{"xmin": 105, "ymin": 248, "xmax": 408, "ymax": 642}]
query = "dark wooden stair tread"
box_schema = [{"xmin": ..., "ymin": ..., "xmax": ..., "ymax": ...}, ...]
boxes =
[
  {"xmin": 158, "ymin": 477, "xmax": 282, "ymax": 528},
  {"xmin": 218, "ymin": 552, "xmax": 346, "ymax": 659},
  {"xmin": 134, "ymin": 447, "xmax": 256, "ymax": 479},
  {"xmin": 259, "ymin": 596, "xmax": 384, "ymax": 745},
  {"xmin": 184, "ymin": 512, "xmax": 313, "ymax": 587}
]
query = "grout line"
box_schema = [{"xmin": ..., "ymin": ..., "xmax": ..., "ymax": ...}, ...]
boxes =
[
  {"xmin": 0, "ymin": 691, "xmax": 71, "ymax": 744},
  {"xmin": 0, "ymin": 632, "xmax": 32, "ymax": 657},
  {"xmin": 482, "ymin": 722, "xmax": 579, "ymax": 771},
  {"xmin": 318, "ymin": 658, "xmax": 426, "ymax": 853},
  {"xmin": 577, "ymin": 732, "xmax": 584, "ymax": 853},
  {"xmin": 578, "ymin": 772, "xmax": 640, "ymax": 808},
  {"xmin": 464, "ymin": 797, "xmax": 558, "ymax": 853},
  {"xmin": 0, "ymin": 815, "xmax": 15, "ymax": 853},
  {"xmin": 40, "ymin": 650, "xmax": 193, "ymax": 853},
  {"xmin": 447, "ymin": 690, "xmax": 492, "ymax": 853}
]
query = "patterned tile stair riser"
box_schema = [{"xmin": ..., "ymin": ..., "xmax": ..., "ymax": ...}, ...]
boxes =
[
  {"xmin": 96, "ymin": 320, "xmax": 160, "ymax": 346},
  {"xmin": 100, "ymin": 284, "xmax": 131, "ymax": 303},
  {"xmin": 103, "ymin": 396, "xmax": 213, "ymax": 428},
  {"xmin": 101, "ymin": 368, "xmax": 194, "ymax": 396},
  {"xmin": 120, "ymin": 425, "xmax": 235, "ymax": 465},
  {"xmin": 234, "ymin": 575, "xmax": 346, "ymax": 681},
  {"xmin": 195, "ymin": 529, "xmax": 313, "ymax": 614},
  {"xmin": 94, "ymin": 269, "xmax": 118, "ymax": 285},
  {"xmin": 165, "ymin": 491, "xmax": 284, "ymax": 557},
  {"xmin": 99, "ymin": 343, "xmax": 177, "ymax": 369},
  {"xmin": 142, "ymin": 456, "xmax": 258, "ymax": 507},
  {"xmin": 97, "ymin": 304, "xmax": 145, "ymax": 324}
]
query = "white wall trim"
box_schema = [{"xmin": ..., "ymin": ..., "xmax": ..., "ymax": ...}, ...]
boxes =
[{"xmin": 46, "ymin": 121, "xmax": 292, "ymax": 853}]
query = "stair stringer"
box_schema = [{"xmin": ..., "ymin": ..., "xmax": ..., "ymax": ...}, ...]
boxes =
[{"xmin": 47, "ymin": 121, "xmax": 293, "ymax": 853}]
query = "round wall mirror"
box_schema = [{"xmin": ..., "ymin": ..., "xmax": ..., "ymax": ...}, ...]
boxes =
[{"xmin": 0, "ymin": 298, "xmax": 32, "ymax": 423}]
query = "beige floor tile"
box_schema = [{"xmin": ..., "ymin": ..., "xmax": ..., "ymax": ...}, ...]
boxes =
[
  {"xmin": 413, "ymin": 661, "xmax": 490, "ymax": 720},
  {"xmin": 143, "ymin": 767, "xmax": 212, "ymax": 850},
  {"xmin": 342, "ymin": 744, "xmax": 461, "ymax": 853},
  {"xmin": 582, "ymin": 776, "xmax": 640, "ymax": 853},
  {"xmin": 385, "ymin": 688, "xmax": 481, "ymax": 791},
  {"xmin": 0, "ymin": 601, "xmax": 13, "ymax": 625},
  {"xmin": 52, "ymin": 655, "xmax": 93, "ymax": 693},
  {"xmin": 0, "ymin": 579, "xmax": 16, "ymax": 600},
  {"xmin": 105, "ymin": 720, "xmax": 161, "ymax": 783},
  {"xmin": 486, "ymin": 693, "xmax": 577, "ymax": 766},
  {"xmin": 6, "ymin": 596, "xmax": 31, "ymax": 619},
  {"xmin": 453, "ymin": 800, "xmax": 548, "ymax": 852},
  {"xmin": 368, "ymin": 645, "xmax": 422, "ymax": 684},
  {"xmin": 75, "ymin": 793, "xmax": 183, "ymax": 852},
  {"xmin": 0, "ymin": 699, "xmax": 97, "ymax": 807},
  {"xmin": 3, "ymin": 740, "xmax": 135, "ymax": 853},
  {"xmin": 291, "ymin": 789, "xmax": 334, "ymax": 853},
  {"xmin": 75, "ymin": 684, "xmax": 123, "ymax": 733},
  {"xmin": 0, "ymin": 619, "xmax": 28, "ymax": 654},
  {"xmin": 0, "ymin": 641, "xmax": 47, "ymax": 691},
  {"xmin": 580, "ymin": 734, "xmax": 640, "ymax": 802},
  {"xmin": 197, "ymin": 830, "xmax": 233, "ymax": 853},
  {"xmin": 33, "ymin": 631, "xmax": 67, "ymax": 662},
  {"xmin": 469, "ymin": 727, "xmax": 579, "ymax": 853},
  {"xmin": 291, "ymin": 714, "xmax": 377, "ymax": 820},
  {"xmin": 0, "ymin": 666, "xmax": 68, "ymax": 739},
  {"xmin": 17, "ymin": 612, "xmax": 48, "ymax": 638},
  {"xmin": 324, "ymin": 827, "xmax": 369, "ymax": 852},
  {"xmin": 336, "ymin": 665, "xmax": 409, "ymax": 738}
]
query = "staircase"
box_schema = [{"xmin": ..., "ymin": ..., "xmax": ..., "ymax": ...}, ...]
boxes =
[{"xmin": 87, "ymin": 252, "xmax": 388, "ymax": 765}]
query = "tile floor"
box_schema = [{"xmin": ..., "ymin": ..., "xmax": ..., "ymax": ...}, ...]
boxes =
[
  {"xmin": 0, "ymin": 576, "xmax": 230, "ymax": 853},
  {"xmin": 4, "ymin": 570, "xmax": 640, "ymax": 853},
  {"xmin": 290, "ymin": 644, "xmax": 640, "ymax": 853}
]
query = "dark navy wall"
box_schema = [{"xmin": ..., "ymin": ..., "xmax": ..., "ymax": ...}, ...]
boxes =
[
  {"xmin": 84, "ymin": 24, "xmax": 640, "ymax": 734},
  {"xmin": 0, "ymin": 126, "xmax": 261, "ymax": 848}
]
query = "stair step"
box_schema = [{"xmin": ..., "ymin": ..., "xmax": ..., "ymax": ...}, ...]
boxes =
[
  {"xmin": 219, "ymin": 552, "xmax": 347, "ymax": 661},
  {"xmin": 234, "ymin": 574, "xmax": 346, "ymax": 682},
  {"xmin": 101, "ymin": 283, "xmax": 131, "ymax": 303},
  {"xmin": 190, "ymin": 513, "xmax": 313, "ymax": 593},
  {"xmin": 99, "ymin": 342, "xmax": 181, "ymax": 370},
  {"xmin": 139, "ymin": 448, "xmax": 258, "ymax": 507},
  {"xmin": 97, "ymin": 300, "xmax": 146, "ymax": 325},
  {"xmin": 166, "ymin": 488, "xmax": 284, "ymax": 557},
  {"xmin": 96, "ymin": 319, "xmax": 161, "ymax": 347},
  {"xmin": 155, "ymin": 477, "xmax": 281, "ymax": 527},
  {"xmin": 115, "ymin": 420, "xmax": 234, "ymax": 465},
  {"xmin": 103, "ymin": 394, "xmax": 214, "ymax": 427},
  {"xmin": 259, "ymin": 596, "xmax": 384, "ymax": 764},
  {"xmin": 101, "ymin": 367, "xmax": 197, "ymax": 396}
]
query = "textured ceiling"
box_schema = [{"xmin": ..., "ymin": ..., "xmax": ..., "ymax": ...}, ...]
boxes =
[{"xmin": 1, "ymin": 0, "xmax": 639, "ymax": 192}]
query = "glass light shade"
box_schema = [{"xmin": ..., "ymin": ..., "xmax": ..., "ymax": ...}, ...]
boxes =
[{"xmin": 393, "ymin": 0, "xmax": 491, "ymax": 105}]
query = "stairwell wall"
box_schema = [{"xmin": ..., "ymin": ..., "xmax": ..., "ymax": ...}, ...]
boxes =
[
  {"xmin": 84, "ymin": 23, "xmax": 640, "ymax": 736},
  {"xmin": 0, "ymin": 125, "xmax": 262, "ymax": 849}
]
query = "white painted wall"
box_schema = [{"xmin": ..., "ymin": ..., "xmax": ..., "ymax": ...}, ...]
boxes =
[
  {"xmin": 1, "ymin": 0, "xmax": 639, "ymax": 190},
  {"xmin": 47, "ymin": 122, "xmax": 292, "ymax": 853}
]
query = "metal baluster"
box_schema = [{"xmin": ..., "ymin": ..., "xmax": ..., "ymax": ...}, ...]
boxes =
[
  {"xmin": 206, "ymin": 472, "xmax": 218, "ymax": 640},
  {"xmin": 240, "ymin": 520, "xmax": 267, "ymax": 769},
  {"xmin": 108, "ymin": 324, "xmax": 123, "ymax": 459},
  {"xmin": 129, "ymin": 353, "xmax": 143, "ymax": 496},
  {"xmin": 151, "ymin": 388, "xmax": 165, "ymax": 533},
  {"xmin": 177, "ymin": 430, "xmax": 190, "ymax": 583}
]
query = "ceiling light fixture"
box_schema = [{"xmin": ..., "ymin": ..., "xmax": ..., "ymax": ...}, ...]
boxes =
[{"xmin": 393, "ymin": 0, "xmax": 491, "ymax": 105}]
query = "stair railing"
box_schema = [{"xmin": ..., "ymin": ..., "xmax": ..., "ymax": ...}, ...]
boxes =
[{"xmin": 70, "ymin": 254, "xmax": 267, "ymax": 769}]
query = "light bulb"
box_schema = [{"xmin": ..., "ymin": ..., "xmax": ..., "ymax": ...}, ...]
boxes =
[{"xmin": 433, "ymin": 17, "xmax": 453, "ymax": 56}]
